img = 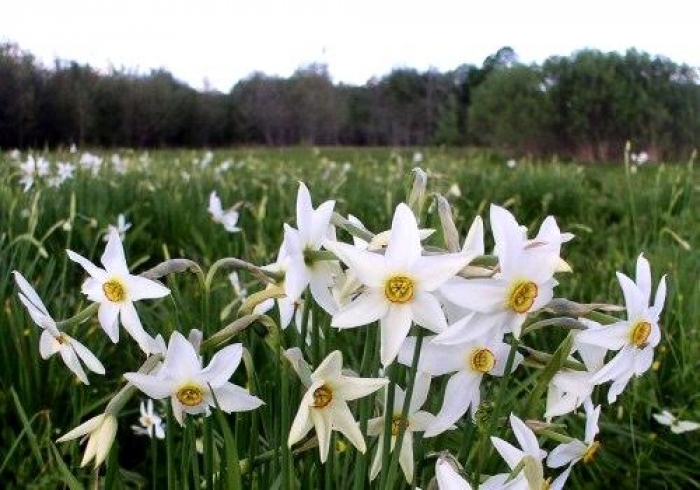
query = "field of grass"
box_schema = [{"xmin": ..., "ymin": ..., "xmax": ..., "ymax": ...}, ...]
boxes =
[{"xmin": 1, "ymin": 147, "xmax": 698, "ymax": 489}]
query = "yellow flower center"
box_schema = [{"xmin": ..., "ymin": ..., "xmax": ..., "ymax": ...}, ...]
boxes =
[
  {"xmin": 470, "ymin": 348, "xmax": 496, "ymax": 373},
  {"xmin": 103, "ymin": 279, "xmax": 126, "ymax": 302},
  {"xmin": 583, "ymin": 440, "xmax": 601, "ymax": 464},
  {"xmin": 312, "ymin": 385, "xmax": 333, "ymax": 409},
  {"xmin": 56, "ymin": 334, "xmax": 67, "ymax": 345},
  {"xmin": 391, "ymin": 416, "xmax": 410, "ymax": 436},
  {"xmin": 630, "ymin": 321, "xmax": 651, "ymax": 348},
  {"xmin": 176, "ymin": 384, "xmax": 204, "ymax": 407},
  {"xmin": 541, "ymin": 477, "xmax": 552, "ymax": 490},
  {"xmin": 507, "ymin": 281, "xmax": 538, "ymax": 313},
  {"xmin": 384, "ymin": 275, "xmax": 415, "ymax": 304}
]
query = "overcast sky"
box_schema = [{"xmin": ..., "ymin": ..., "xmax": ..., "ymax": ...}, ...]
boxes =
[{"xmin": 2, "ymin": 0, "xmax": 699, "ymax": 91}]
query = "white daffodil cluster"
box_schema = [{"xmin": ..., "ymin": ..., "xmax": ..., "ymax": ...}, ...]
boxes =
[{"xmin": 13, "ymin": 171, "xmax": 674, "ymax": 488}]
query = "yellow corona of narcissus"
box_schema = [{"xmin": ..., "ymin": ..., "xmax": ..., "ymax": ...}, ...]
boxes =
[
  {"xmin": 67, "ymin": 227, "xmax": 171, "ymax": 354},
  {"xmin": 324, "ymin": 203, "xmax": 475, "ymax": 366}
]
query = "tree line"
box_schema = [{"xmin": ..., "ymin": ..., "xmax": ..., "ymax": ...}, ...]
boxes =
[{"xmin": 1, "ymin": 43, "xmax": 699, "ymax": 160}]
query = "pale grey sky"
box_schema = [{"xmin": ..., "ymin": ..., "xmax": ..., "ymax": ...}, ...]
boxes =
[{"xmin": 2, "ymin": 0, "xmax": 699, "ymax": 91}]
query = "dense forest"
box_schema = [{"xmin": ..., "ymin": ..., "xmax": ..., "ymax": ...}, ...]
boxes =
[{"xmin": 1, "ymin": 43, "xmax": 699, "ymax": 160}]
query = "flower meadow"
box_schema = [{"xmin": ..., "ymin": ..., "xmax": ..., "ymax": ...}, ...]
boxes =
[{"xmin": 1, "ymin": 147, "xmax": 699, "ymax": 489}]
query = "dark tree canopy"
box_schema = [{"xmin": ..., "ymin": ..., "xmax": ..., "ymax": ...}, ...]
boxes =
[{"xmin": 1, "ymin": 42, "xmax": 698, "ymax": 160}]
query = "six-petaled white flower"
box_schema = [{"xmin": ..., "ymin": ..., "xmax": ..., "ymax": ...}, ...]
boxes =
[
  {"xmin": 131, "ymin": 399, "xmax": 166, "ymax": 439},
  {"xmin": 576, "ymin": 254, "xmax": 666, "ymax": 403},
  {"xmin": 67, "ymin": 227, "xmax": 171, "ymax": 354},
  {"xmin": 124, "ymin": 331, "xmax": 263, "ymax": 425},
  {"xmin": 325, "ymin": 203, "xmax": 474, "ymax": 366},
  {"xmin": 288, "ymin": 350, "xmax": 388, "ymax": 463}
]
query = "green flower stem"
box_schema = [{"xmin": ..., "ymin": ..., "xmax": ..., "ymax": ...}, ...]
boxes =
[
  {"xmin": 379, "ymin": 363, "xmax": 397, "ymax": 490},
  {"xmin": 385, "ymin": 328, "xmax": 425, "ymax": 486},
  {"xmin": 352, "ymin": 325, "xmax": 378, "ymax": 490},
  {"xmin": 473, "ymin": 335, "xmax": 520, "ymax": 488},
  {"xmin": 537, "ymin": 429, "xmax": 575, "ymax": 444},
  {"xmin": 204, "ymin": 257, "xmax": 281, "ymax": 292},
  {"xmin": 55, "ymin": 302, "xmax": 99, "ymax": 329},
  {"xmin": 585, "ymin": 310, "xmax": 621, "ymax": 325}
]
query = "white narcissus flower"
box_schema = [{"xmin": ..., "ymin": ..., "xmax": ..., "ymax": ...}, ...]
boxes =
[
  {"xmin": 208, "ymin": 191, "xmax": 241, "ymax": 233},
  {"xmin": 545, "ymin": 330, "xmax": 607, "ymax": 421},
  {"xmin": 254, "ymin": 229, "xmax": 299, "ymax": 329},
  {"xmin": 347, "ymin": 214, "xmax": 435, "ymax": 251},
  {"xmin": 67, "ymin": 228, "xmax": 171, "ymax": 354},
  {"xmin": 438, "ymin": 205, "xmax": 563, "ymax": 343},
  {"xmin": 368, "ymin": 374, "xmax": 436, "ymax": 483},
  {"xmin": 57, "ymin": 413, "xmax": 118, "ymax": 468},
  {"xmin": 131, "ymin": 399, "xmax": 165, "ymax": 439},
  {"xmin": 13, "ymin": 271, "xmax": 105, "ymax": 384},
  {"xmin": 653, "ymin": 410, "xmax": 700, "ymax": 434},
  {"xmin": 282, "ymin": 182, "xmax": 338, "ymax": 315},
  {"xmin": 576, "ymin": 254, "xmax": 666, "ymax": 403},
  {"xmin": 547, "ymin": 401, "xmax": 602, "ymax": 475},
  {"xmin": 325, "ymin": 203, "xmax": 474, "ymax": 366},
  {"xmin": 288, "ymin": 350, "xmax": 388, "ymax": 463},
  {"xmin": 124, "ymin": 331, "xmax": 263, "ymax": 425},
  {"xmin": 490, "ymin": 414, "xmax": 549, "ymax": 490},
  {"xmin": 398, "ymin": 334, "xmax": 522, "ymax": 437}
]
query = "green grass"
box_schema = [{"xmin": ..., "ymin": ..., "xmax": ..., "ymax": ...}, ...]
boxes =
[{"xmin": 1, "ymin": 147, "xmax": 698, "ymax": 489}]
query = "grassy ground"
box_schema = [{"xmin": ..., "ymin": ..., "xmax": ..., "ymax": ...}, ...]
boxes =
[{"xmin": 1, "ymin": 147, "xmax": 698, "ymax": 489}]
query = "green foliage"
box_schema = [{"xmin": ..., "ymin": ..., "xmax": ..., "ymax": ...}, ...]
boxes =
[{"xmin": 0, "ymin": 147, "xmax": 699, "ymax": 488}]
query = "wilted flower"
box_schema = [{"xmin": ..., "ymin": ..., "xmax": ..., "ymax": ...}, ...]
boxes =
[
  {"xmin": 13, "ymin": 271, "xmax": 105, "ymax": 384},
  {"xmin": 68, "ymin": 227, "xmax": 171, "ymax": 354},
  {"xmin": 288, "ymin": 350, "xmax": 387, "ymax": 463},
  {"xmin": 125, "ymin": 331, "xmax": 263, "ymax": 425}
]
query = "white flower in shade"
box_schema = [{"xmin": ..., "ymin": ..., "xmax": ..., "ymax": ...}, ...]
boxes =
[
  {"xmin": 13, "ymin": 271, "xmax": 105, "ymax": 385},
  {"xmin": 325, "ymin": 203, "xmax": 473, "ymax": 366},
  {"xmin": 399, "ymin": 334, "xmax": 522, "ymax": 437},
  {"xmin": 229, "ymin": 271, "xmax": 247, "ymax": 299},
  {"xmin": 545, "ymin": 331, "xmax": 607, "ymax": 420},
  {"xmin": 288, "ymin": 350, "xmax": 388, "ymax": 463},
  {"xmin": 547, "ymin": 401, "xmax": 601, "ymax": 479},
  {"xmin": 208, "ymin": 191, "xmax": 241, "ymax": 232},
  {"xmin": 653, "ymin": 410, "xmax": 700, "ymax": 434},
  {"xmin": 125, "ymin": 331, "xmax": 263, "ymax": 425},
  {"xmin": 576, "ymin": 254, "xmax": 666, "ymax": 403},
  {"xmin": 368, "ymin": 374, "xmax": 436, "ymax": 483},
  {"xmin": 438, "ymin": 205, "xmax": 563, "ymax": 343},
  {"xmin": 132, "ymin": 399, "xmax": 165, "ymax": 439},
  {"xmin": 67, "ymin": 228, "xmax": 171, "ymax": 354},
  {"xmin": 57, "ymin": 413, "xmax": 118, "ymax": 468},
  {"xmin": 281, "ymin": 182, "xmax": 338, "ymax": 315},
  {"xmin": 490, "ymin": 414, "xmax": 550, "ymax": 490}
]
